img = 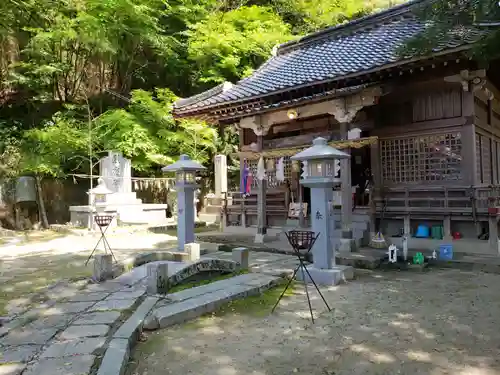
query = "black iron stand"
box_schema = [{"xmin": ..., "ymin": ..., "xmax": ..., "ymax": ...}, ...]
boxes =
[
  {"xmin": 271, "ymin": 230, "xmax": 332, "ymax": 323},
  {"xmin": 85, "ymin": 215, "xmax": 117, "ymax": 266}
]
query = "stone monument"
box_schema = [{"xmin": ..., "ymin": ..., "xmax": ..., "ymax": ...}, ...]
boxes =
[
  {"xmin": 162, "ymin": 155, "xmax": 206, "ymax": 251},
  {"xmin": 214, "ymin": 154, "xmax": 227, "ymax": 197},
  {"xmin": 69, "ymin": 151, "xmax": 168, "ymax": 228},
  {"xmin": 291, "ymin": 137, "xmax": 355, "ymax": 285}
]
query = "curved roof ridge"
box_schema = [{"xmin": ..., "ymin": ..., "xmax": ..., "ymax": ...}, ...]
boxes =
[
  {"xmin": 175, "ymin": 82, "xmax": 233, "ymax": 109},
  {"xmin": 278, "ymin": 0, "xmax": 429, "ymax": 55}
]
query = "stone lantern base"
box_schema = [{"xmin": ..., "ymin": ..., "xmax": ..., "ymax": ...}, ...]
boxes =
[{"xmin": 296, "ymin": 264, "xmax": 354, "ymax": 286}]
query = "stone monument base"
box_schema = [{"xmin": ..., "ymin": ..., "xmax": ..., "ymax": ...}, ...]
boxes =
[
  {"xmin": 338, "ymin": 238, "xmax": 357, "ymax": 252},
  {"xmin": 296, "ymin": 264, "xmax": 354, "ymax": 286},
  {"xmin": 254, "ymin": 233, "xmax": 274, "ymax": 244}
]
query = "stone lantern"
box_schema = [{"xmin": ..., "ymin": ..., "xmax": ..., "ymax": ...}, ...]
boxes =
[
  {"xmin": 88, "ymin": 178, "xmax": 113, "ymax": 208},
  {"xmin": 86, "ymin": 178, "xmax": 113, "ymax": 230},
  {"xmin": 291, "ymin": 137, "xmax": 354, "ymax": 285},
  {"xmin": 162, "ymin": 155, "xmax": 206, "ymax": 251}
]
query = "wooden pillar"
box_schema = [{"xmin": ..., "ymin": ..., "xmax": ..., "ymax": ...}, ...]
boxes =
[
  {"xmin": 443, "ymin": 215, "xmax": 452, "ymax": 241},
  {"xmin": 488, "ymin": 215, "xmax": 499, "ymax": 255},
  {"xmin": 461, "ymin": 87, "xmax": 478, "ymax": 186},
  {"xmin": 255, "ymin": 135, "xmax": 267, "ymax": 243},
  {"xmin": 339, "ymin": 122, "xmax": 354, "ymax": 252},
  {"xmin": 369, "ymin": 141, "xmax": 381, "ymax": 234}
]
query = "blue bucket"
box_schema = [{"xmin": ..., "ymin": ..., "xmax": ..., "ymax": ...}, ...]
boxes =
[
  {"xmin": 415, "ymin": 224, "xmax": 430, "ymax": 238},
  {"xmin": 439, "ymin": 244, "xmax": 453, "ymax": 261}
]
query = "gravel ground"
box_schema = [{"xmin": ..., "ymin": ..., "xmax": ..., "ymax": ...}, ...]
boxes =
[{"xmin": 128, "ymin": 269, "xmax": 500, "ymax": 375}]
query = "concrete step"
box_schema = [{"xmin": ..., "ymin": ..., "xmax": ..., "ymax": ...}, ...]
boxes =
[
  {"xmin": 203, "ymin": 205, "xmax": 222, "ymax": 214},
  {"xmin": 335, "ymin": 221, "xmax": 369, "ymax": 231},
  {"xmin": 331, "ymin": 228, "xmax": 366, "ymax": 240},
  {"xmin": 332, "ymin": 213, "xmax": 371, "ymax": 223},
  {"xmin": 198, "ymin": 213, "xmax": 219, "ymax": 224}
]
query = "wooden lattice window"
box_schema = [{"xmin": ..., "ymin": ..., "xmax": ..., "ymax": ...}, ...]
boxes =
[
  {"xmin": 497, "ymin": 141, "xmax": 500, "ymax": 184},
  {"xmin": 482, "ymin": 136, "xmax": 492, "ymax": 184},
  {"xmin": 381, "ymin": 132, "xmax": 462, "ymax": 184},
  {"xmin": 476, "ymin": 134, "xmax": 482, "ymax": 183}
]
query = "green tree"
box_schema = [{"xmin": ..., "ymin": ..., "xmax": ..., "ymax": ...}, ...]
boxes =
[
  {"xmin": 187, "ymin": 5, "xmax": 292, "ymax": 84},
  {"xmin": 400, "ymin": 0, "xmax": 500, "ymax": 62}
]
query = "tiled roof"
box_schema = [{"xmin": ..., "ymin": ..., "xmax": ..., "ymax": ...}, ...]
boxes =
[{"xmin": 174, "ymin": 0, "xmax": 483, "ymax": 117}]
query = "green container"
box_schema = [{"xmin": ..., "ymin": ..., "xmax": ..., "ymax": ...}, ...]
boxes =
[{"xmin": 431, "ymin": 225, "xmax": 443, "ymax": 240}]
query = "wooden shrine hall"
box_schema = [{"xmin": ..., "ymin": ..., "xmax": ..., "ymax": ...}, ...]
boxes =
[{"xmin": 173, "ymin": 0, "xmax": 500, "ymax": 256}]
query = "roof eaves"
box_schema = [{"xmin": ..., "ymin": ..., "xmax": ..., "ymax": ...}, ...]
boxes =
[
  {"xmin": 174, "ymin": 81, "xmax": 234, "ymax": 109},
  {"xmin": 277, "ymin": 0, "xmax": 430, "ymax": 55},
  {"xmin": 173, "ymin": 44, "xmax": 474, "ymax": 118}
]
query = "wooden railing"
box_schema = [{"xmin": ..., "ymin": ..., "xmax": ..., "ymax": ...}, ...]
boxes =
[
  {"xmin": 373, "ymin": 185, "xmax": 500, "ymax": 217},
  {"xmin": 219, "ymin": 185, "xmax": 500, "ymax": 227},
  {"xmin": 223, "ymin": 189, "xmax": 289, "ymax": 227}
]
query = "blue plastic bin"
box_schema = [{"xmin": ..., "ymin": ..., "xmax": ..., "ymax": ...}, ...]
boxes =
[{"xmin": 439, "ymin": 244, "xmax": 453, "ymax": 260}]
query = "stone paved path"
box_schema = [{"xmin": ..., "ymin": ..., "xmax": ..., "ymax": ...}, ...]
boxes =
[
  {"xmin": 0, "ymin": 232, "xmax": 178, "ymax": 317},
  {"xmin": 0, "ymin": 250, "xmax": 297, "ymax": 375}
]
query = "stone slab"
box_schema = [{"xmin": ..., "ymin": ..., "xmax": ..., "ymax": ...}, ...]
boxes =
[
  {"xmin": 86, "ymin": 281, "xmax": 124, "ymax": 293},
  {"xmin": 90, "ymin": 298, "xmax": 136, "ymax": 312},
  {"xmin": 3, "ymin": 327, "xmax": 59, "ymax": 346},
  {"xmin": 26, "ymin": 314, "xmax": 74, "ymax": 329},
  {"xmin": 0, "ymin": 364, "xmax": 25, "ymax": 375},
  {"xmin": 40, "ymin": 301, "xmax": 96, "ymax": 315},
  {"xmin": 167, "ymin": 281, "xmax": 228, "ymax": 302},
  {"xmin": 114, "ymin": 297, "xmax": 158, "ymax": 343},
  {"xmin": 0, "ymin": 345, "xmax": 41, "ymax": 364},
  {"xmin": 151, "ymin": 277, "xmax": 281, "ymax": 329},
  {"xmin": 296, "ymin": 264, "xmax": 354, "ymax": 286},
  {"xmin": 66, "ymin": 292, "xmax": 111, "ymax": 302},
  {"xmin": 106, "ymin": 289, "xmax": 145, "ymax": 300},
  {"xmin": 72, "ymin": 311, "xmax": 121, "ymax": 326},
  {"xmin": 22, "ymin": 355, "xmax": 95, "ymax": 375},
  {"xmin": 59, "ymin": 324, "xmax": 110, "ymax": 340},
  {"xmin": 239, "ymin": 274, "xmax": 281, "ymax": 291},
  {"xmin": 166, "ymin": 273, "xmax": 262, "ymax": 302},
  {"xmin": 41, "ymin": 337, "xmax": 106, "ymax": 358},
  {"xmin": 96, "ymin": 339, "xmax": 129, "ymax": 375}
]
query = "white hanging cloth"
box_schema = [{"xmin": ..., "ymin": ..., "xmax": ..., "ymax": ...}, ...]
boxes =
[
  {"xmin": 301, "ymin": 160, "xmax": 308, "ymax": 179},
  {"xmin": 256, "ymin": 156, "xmax": 266, "ymax": 181},
  {"xmin": 276, "ymin": 157, "xmax": 285, "ymax": 182}
]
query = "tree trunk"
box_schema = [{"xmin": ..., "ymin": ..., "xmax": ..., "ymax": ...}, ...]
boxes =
[{"xmin": 35, "ymin": 174, "xmax": 49, "ymax": 229}]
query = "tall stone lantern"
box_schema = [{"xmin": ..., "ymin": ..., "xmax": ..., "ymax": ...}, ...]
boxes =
[
  {"xmin": 162, "ymin": 155, "xmax": 206, "ymax": 251},
  {"xmin": 291, "ymin": 137, "xmax": 354, "ymax": 285}
]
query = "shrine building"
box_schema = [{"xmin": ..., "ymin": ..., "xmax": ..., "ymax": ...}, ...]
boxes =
[{"xmin": 173, "ymin": 0, "xmax": 500, "ymax": 256}]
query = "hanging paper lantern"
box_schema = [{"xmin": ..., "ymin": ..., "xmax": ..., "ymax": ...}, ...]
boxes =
[{"xmin": 292, "ymin": 160, "xmax": 300, "ymax": 172}]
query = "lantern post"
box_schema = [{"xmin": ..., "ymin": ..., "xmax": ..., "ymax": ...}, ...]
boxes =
[
  {"xmin": 162, "ymin": 155, "xmax": 206, "ymax": 251},
  {"xmin": 291, "ymin": 137, "xmax": 355, "ymax": 285}
]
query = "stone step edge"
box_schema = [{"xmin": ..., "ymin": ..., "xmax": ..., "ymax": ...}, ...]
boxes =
[
  {"xmin": 159, "ymin": 273, "xmax": 269, "ymax": 303},
  {"xmin": 95, "ymin": 274, "xmax": 282, "ymax": 375},
  {"xmin": 97, "ymin": 297, "xmax": 159, "ymax": 375}
]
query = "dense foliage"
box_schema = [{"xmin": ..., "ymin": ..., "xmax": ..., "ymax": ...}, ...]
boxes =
[
  {"xmin": 400, "ymin": 0, "xmax": 500, "ymax": 62},
  {"xmin": 0, "ymin": 0, "xmax": 402, "ymax": 183}
]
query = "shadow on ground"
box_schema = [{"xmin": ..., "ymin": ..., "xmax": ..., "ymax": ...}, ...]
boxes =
[{"xmin": 127, "ymin": 269, "xmax": 500, "ymax": 375}]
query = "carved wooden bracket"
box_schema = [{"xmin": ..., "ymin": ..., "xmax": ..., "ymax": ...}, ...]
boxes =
[
  {"xmin": 444, "ymin": 69, "xmax": 487, "ymax": 92},
  {"xmin": 238, "ymin": 115, "xmax": 272, "ymax": 136},
  {"xmin": 329, "ymin": 86, "xmax": 382, "ymax": 123},
  {"xmin": 484, "ymin": 87, "xmax": 495, "ymax": 101}
]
